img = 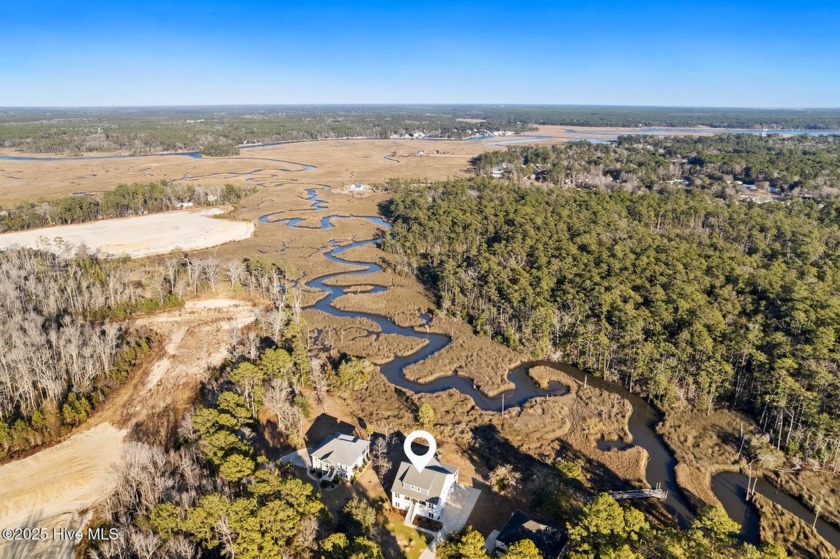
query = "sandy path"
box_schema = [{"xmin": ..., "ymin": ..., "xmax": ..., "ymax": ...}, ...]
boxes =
[
  {"xmin": 0, "ymin": 423, "xmax": 125, "ymax": 558},
  {"xmin": 0, "ymin": 298, "xmax": 259, "ymax": 558},
  {"xmin": 0, "ymin": 208, "xmax": 254, "ymax": 258}
]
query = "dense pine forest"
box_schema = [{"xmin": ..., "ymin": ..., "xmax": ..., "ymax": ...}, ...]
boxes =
[
  {"xmin": 470, "ymin": 135, "xmax": 840, "ymax": 199},
  {"xmin": 471, "ymin": 106, "xmax": 840, "ymax": 130},
  {"xmin": 382, "ymin": 179, "xmax": 840, "ymax": 468},
  {"xmin": 0, "ymin": 181, "xmax": 251, "ymax": 233}
]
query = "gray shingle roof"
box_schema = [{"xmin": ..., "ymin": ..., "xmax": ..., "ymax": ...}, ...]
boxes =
[
  {"xmin": 392, "ymin": 458, "xmax": 457, "ymax": 503},
  {"xmin": 310, "ymin": 433, "xmax": 369, "ymax": 467},
  {"xmin": 497, "ymin": 510, "xmax": 568, "ymax": 558}
]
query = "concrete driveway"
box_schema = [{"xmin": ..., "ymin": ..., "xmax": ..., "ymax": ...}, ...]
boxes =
[
  {"xmin": 279, "ymin": 448, "xmax": 311, "ymax": 469},
  {"xmin": 419, "ymin": 484, "xmax": 482, "ymax": 559}
]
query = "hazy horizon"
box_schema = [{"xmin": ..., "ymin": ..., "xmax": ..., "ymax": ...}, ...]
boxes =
[{"xmin": 2, "ymin": 103, "xmax": 840, "ymax": 110}]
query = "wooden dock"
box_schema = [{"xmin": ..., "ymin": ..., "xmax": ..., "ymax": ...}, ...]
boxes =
[{"xmin": 609, "ymin": 483, "xmax": 669, "ymax": 500}]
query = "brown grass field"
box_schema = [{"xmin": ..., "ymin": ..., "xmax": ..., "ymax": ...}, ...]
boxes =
[
  {"xmin": 753, "ymin": 494, "xmax": 840, "ymax": 559},
  {"xmin": 0, "ymin": 124, "xmax": 728, "ymax": 206},
  {"xmin": 658, "ymin": 409, "xmax": 748, "ymax": 508}
]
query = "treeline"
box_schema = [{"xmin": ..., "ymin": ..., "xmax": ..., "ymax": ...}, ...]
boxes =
[
  {"xmin": 470, "ymin": 134, "xmax": 840, "ymax": 199},
  {"xmin": 200, "ymin": 141, "xmax": 241, "ymax": 157},
  {"xmin": 3, "ymin": 106, "xmax": 839, "ymax": 156},
  {"xmin": 0, "ymin": 181, "xmax": 251, "ymax": 233},
  {"xmin": 86, "ymin": 300, "xmax": 383, "ymax": 559},
  {"xmin": 0, "ymin": 106, "xmax": 526, "ymax": 155},
  {"xmin": 382, "ymin": 179, "xmax": 840, "ymax": 468},
  {"xmin": 0, "ymin": 249, "xmax": 169, "ymax": 459},
  {"xmin": 463, "ymin": 105, "xmax": 840, "ymax": 130}
]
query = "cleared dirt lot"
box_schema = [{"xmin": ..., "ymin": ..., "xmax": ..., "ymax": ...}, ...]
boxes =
[
  {"xmin": 0, "ymin": 207, "xmax": 253, "ymax": 257},
  {"xmin": 0, "ymin": 298, "xmax": 259, "ymax": 559},
  {"xmin": 0, "ymin": 423, "xmax": 125, "ymax": 558}
]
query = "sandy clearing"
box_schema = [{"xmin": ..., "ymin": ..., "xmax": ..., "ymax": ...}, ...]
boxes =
[
  {"xmin": 0, "ymin": 423, "xmax": 126, "ymax": 558},
  {"xmin": 0, "ymin": 208, "xmax": 254, "ymax": 258},
  {"xmin": 0, "ymin": 298, "xmax": 260, "ymax": 558},
  {"xmin": 123, "ymin": 298, "xmax": 260, "ymax": 437}
]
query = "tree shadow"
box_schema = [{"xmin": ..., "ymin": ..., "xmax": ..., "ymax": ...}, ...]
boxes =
[
  {"xmin": 466, "ymin": 423, "xmax": 679, "ymax": 530},
  {"xmin": 1, "ymin": 510, "xmax": 78, "ymax": 559},
  {"xmin": 254, "ymin": 418, "xmax": 294, "ymax": 460},
  {"xmin": 305, "ymin": 413, "xmax": 358, "ymax": 448}
]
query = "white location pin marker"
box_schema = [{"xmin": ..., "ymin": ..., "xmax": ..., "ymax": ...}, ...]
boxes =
[{"xmin": 403, "ymin": 429, "xmax": 437, "ymax": 473}]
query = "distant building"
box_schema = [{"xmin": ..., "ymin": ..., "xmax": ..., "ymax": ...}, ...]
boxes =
[
  {"xmin": 391, "ymin": 458, "xmax": 458, "ymax": 521},
  {"xmin": 347, "ymin": 182, "xmax": 370, "ymax": 192},
  {"xmin": 490, "ymin": 163, "xmax": 509, "ymax": 179},
  {"xmin": 309, "ymin": 433, "xmax": 370, "ymax": 482},
  {"xmin": 494, "ymin": 511, "xmax": 569, "ymax": 558}
]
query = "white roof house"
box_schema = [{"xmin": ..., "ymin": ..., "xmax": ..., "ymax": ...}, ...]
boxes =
[
  {"xmin": 391, "ymin": 458, "xmax": 458, "ymax": 521},
  {"xmin": 310, "ymin": 433, "xmax": 370, "ymax": 482}
]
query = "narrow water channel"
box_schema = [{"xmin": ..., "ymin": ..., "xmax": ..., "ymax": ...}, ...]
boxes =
[
  {"xmin": 263, "ymin": 185, "xmax": 838, "ymax": 550},
  {"xmin": 260, "ymin": 189, "xmax": 696, "ymax": 525},
  {"xmin": 712, "ymin": 471, "xmax": 840, "ymax": 549}
]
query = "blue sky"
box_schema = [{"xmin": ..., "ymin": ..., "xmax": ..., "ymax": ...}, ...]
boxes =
[{"xmin": 1, "ymin": 1, "xmax": 839, "ymax": 107}]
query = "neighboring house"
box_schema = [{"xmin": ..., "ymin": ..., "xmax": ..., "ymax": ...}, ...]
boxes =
[
  {"xmin": 490, "ymin": 163, "xmax": 509, "ymax": 178},
  {"xmin": 309, "ymin": 433, "xmax": 370, "ymax": 482},
  {"xmin": 391, "ymin": 458, "xmax": 458, "ymax": 521},
  {"xmin": 494, "ymin": 511, "xmax": 569, "ymax": 558}
]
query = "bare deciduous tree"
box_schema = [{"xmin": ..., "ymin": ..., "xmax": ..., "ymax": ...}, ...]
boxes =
[
  {"xmin": 225, "ymin": 260, "xmax": 245, "ymax": 287},
  {"xmin": 202, "ymin": 257, "xmax": 219, "ymax": 292},
  {"xmin": 372, "ymin": 437, "xmax": 391, "ymax": 476},
  {"xmin": 264, "ymin": 378, "xmax": 302, "ymax": 444},
  {"xmin": 310, "ymin": 358, "xmax": 327, "ymax": 412}
]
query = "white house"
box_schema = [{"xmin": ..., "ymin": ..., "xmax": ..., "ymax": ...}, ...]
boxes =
[
  {"xmin": 347, "ymin": 182, "xmax": 370, "ymax": 192},
  {"xmin": 391, "ymin": 458, "xmax": 458, "ymax": 521},
  {"xmin": 309, "ymin": 433, "xmax": 370, "ymax": 482}
]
